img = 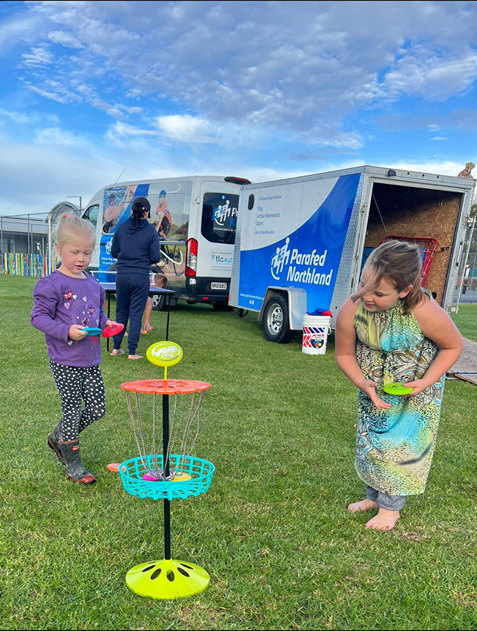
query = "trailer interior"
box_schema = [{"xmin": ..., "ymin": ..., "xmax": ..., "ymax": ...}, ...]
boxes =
[{"xmin": 363, "ymin": 183, "xmax": 463, "ymax": 304}]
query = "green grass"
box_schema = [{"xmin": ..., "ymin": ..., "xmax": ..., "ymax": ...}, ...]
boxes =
[
  {"xmin": 1, "ymin": 275, "xmax": 476, "ymax": 630},
  {"xmin": 450, "ymin": 303, "xmax": 477, "ymax": 342}
]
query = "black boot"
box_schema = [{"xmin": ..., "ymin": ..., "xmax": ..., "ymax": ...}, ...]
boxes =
[
  {"xmin": 48, "ymin": 422, "xmax": 65, "ymax": 464},
  {"xmin": 58, "ymin": 439, "xmax": 96, "ymax": 485}
]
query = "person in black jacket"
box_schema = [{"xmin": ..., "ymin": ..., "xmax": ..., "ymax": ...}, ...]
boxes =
[{"xmin": 110, "ymin": 197, "xmax": 161, "ymax": 359}]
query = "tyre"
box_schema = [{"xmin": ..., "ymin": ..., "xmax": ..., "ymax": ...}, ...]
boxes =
[
  {"xmin": 262, "ymin": 293, "xmax": 294, "ymax": 343},
  {"xmin": 151, "ymin": 294, "xmax": 167, "ymax": 311}
]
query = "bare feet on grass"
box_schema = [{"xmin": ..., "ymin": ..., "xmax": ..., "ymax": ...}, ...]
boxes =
[
  {"xmin": 365, "ymin": 508, "xmax": 400, "ymax": 531},
  {"xmin": 348, "ymin": 498, "xmax": 378, "ymax": 513}
]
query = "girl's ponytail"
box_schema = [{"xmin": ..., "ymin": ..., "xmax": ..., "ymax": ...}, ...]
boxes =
[{"xmin": 131, "ymin": 197, "xmax": 150, "ymax": 225}]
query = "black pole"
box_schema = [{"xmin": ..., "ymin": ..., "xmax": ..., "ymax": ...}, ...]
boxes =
[
  {"xmin": 162, "ymin": 392, "xmax": 171, "ymax": 560},
  {"xmin": 165, "ymin": 293, "xmax": 171, "ymax": 341}
]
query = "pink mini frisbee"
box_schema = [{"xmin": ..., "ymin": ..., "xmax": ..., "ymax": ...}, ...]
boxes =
[
  {"xmin": 142, "ymin": 470, "xmax": 173, "ymax": 481},
  {"xmin": 102, "ymin": 323, "xmax": 124, "ymax": 337},
  {"xmin": 143, "ymin": 472, "xmax": 162, "ymax": 481}
]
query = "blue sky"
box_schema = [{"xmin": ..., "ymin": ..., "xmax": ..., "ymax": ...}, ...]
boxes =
[{"xmin": 1, "ymin": 0, "xmax": 476, "ymax": 216}]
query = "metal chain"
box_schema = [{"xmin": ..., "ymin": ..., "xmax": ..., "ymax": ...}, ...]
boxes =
[
  {"xmin": 176, "ymin": 391, "xmax": 204, "ymax": 471},
  {"xmin": 126, "ymin": 391, "xmax": 147, "ymax": 469},
  {"xmin": 150, "ymin": 393, "xmax": 159, "ymax": 475},
  {"xmin": 125, "ymin": 387, "xmax": 206, "ymax": 481},
  {"xmin": 164, "ymin": 394, "xmax": 180, "ymax": 477},
  {"xmin": 135, "ymin": 392, "xmax": 148, "ymax": 468}
]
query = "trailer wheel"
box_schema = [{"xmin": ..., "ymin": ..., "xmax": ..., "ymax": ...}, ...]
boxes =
[
  {"xmin": 151, "ymin": 294, "xmax": 166, "ymax": 311},
  {"xmin": 151, "ymin": 294, "xmax": 176, "ymax": 311},
  {"xmin": 262, "ymin": 294, "xmax": 294, "ymax": 343}
]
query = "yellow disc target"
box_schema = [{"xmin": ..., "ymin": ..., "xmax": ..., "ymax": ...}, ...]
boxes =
[{"xmin": 146, "ymin": 341, "xmax": 183, "ymax": 379}]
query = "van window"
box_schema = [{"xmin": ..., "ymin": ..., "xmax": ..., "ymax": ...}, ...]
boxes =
[
  {"xmin": 201, "ymin": 192, "xmax": 239, "ymax": 244},
  {"xmin": 83, "ymin": 204, "xmax": 99, "ymax": 227}
]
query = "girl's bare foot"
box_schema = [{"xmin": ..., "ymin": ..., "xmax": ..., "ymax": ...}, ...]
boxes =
[
  {"xmin": 348, "ymin": 498, "xmax": 378, "ymax": 513},
  {"xmin": 365, "ymin": 508, "xmax": 400, "ymax": 531},
  {"xmin": 128, "ymin": 354, "xmax": 143, "ymax": 360}
]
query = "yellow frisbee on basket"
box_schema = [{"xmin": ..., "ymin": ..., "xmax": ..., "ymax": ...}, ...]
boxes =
[
  {"xmin": 383, "ymin": 382, "xmax": 413, "ymax": 396},
  {"xmin": 146, "ymin": 341, "xmax": 183, "ymax": 367}
]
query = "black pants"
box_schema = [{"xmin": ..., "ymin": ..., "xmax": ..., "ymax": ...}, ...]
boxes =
[
  {"xmin": 49, "ymin": 360, "xmax": 106, "ymax": 441},
  {"xmin": 113, "ymin": 274, "xmax": 150, "ymax": 355}
]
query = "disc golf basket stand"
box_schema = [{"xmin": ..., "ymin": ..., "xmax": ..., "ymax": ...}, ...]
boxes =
[
  {"xmin": 381, "ymin": 236, "xmax": 438, "ymax": 287},
  {"xmin": 118, "ymin": 376, "xmax": 214, "ymax": 600}
]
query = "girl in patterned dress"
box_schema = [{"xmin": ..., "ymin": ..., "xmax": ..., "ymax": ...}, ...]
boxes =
[
  {"xmin": 31, "ymin": 214, "xmax": 120, "ymax": 484},
  {"xmin": 335, "ymin": 240, "xmax": 463, "ymax": 530}
]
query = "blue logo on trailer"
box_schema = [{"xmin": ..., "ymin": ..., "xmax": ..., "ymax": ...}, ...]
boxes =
[{"xmin": 238, "ymin": 173, "xmax": 360, "ymax": 311}]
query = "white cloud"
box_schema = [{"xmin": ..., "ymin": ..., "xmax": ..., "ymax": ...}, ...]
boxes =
[
  {"xmin": 47, "ymin": 30, "xmax": 83, "ymax": 49},
  {"xmin": 23, "ymin": 79, "xmax": 82, "ymax": 104},
  {"xmin": 380, "ymin": 48, "xmax": 477, "ymax": 101},
  {"xmin": 13, "ymin": 0, "xmax": 477, "ymax": 135},
  {"xmin": 34, "ymin": 126, "xmax": 90, "ymax": 148},
  {"xmin": 156, "ymin": 115, "xmax": 216, "ymax": 144},
  {"xmin": 0, "ymin": 1, "xmax": 476, "ymax": 217},
  {"xmin": 0, "ymin": 108, "xmax": 59, "ymax": 126},
  {"xmin": 0, "ymin": 13, "xmax": 44, "ymax": 53},
  {"xmin": 22, "ymin": 45, "xmax": 53, "ymax": 67},
  {"xmin": 108, "ymin": 121, "xmax": 158, "ymax": 138}
]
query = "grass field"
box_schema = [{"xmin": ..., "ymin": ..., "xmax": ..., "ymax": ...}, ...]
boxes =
[{"xmin": 1, "ymin": 275, "xmax": 476, "ymax": 630}]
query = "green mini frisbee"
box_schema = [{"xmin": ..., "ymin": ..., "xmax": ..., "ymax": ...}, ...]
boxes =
[{"xmin": 383, "ymin": 382, "xmax": 413, "ymax": 396}]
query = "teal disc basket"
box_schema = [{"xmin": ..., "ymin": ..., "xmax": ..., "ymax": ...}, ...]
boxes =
[
  {"xmin": 119, "ymin": 453, "xmax": 214, "ymax": 501},
  {"xmin": 119, "ymin": 378, "xmax": 214, "ymax": 600}
]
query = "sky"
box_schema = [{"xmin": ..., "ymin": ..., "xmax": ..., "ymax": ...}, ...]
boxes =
[{"xmin": 1, "ymin": 0, "xmax": 477, "ymax": 216}]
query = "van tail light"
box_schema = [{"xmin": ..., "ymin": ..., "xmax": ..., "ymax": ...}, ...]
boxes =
[{"xmin": 185, "ymin": 238, "xmax": 198, "ymax": 277}]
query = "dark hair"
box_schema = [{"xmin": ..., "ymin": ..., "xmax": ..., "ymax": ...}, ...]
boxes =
[
  {"xmin": 131, "ymin": 197, "xmax": 150, "ymax": 224},
  {"xmin": 351, "ymin": 240, "xmax": 424, "ymax": 314}
]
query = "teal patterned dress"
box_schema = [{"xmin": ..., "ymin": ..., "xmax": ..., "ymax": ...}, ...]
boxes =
[{"xmin": 354, "ymin": 295, "xmax": 444, "ymax": 496}]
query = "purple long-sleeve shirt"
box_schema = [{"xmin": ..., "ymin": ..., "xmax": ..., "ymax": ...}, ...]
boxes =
[{"xmin": 31, "ymin": 270, "xmax": 108, "ymax": 367}]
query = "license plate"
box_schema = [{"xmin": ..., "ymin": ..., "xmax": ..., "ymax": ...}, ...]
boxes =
[{"xmin": 211, "ymin": 282, "xmax": 227, "ymax": 290}]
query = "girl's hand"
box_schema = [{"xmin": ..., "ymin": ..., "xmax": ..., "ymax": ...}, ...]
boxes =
[
  {"xmin": 105, "ymin": 319, "xmax": 119, "ymax": 328},
  {"xmin": 405, "ymin": 379, "xmax": 428, "ymax": 396},
  {"xmin": 69, "ymin": 325, "xmax": 88, "ymax": 341},
  {"xmin": 359, "ymin": 379, "xmax": 392, "ymax": 410}
]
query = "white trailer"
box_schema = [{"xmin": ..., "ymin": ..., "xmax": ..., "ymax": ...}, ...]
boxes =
[{"xmin": 229, "ymin": 165, "xmax": 475, "ymax": 342}]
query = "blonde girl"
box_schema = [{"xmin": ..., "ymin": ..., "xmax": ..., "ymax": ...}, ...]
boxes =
[{"xmin": 31, "ymin": 214, "xmax": 119, "ymax": 484}]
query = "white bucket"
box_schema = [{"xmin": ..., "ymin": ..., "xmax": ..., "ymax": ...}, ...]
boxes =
[{"xmin": 302, "ymin": 314, "xmax": 331, "ymax": 355}]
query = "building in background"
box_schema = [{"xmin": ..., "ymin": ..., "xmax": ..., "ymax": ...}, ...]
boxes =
[{"xmin": 1, "ymin": 201, "xmax": 80, "ymax": 277}]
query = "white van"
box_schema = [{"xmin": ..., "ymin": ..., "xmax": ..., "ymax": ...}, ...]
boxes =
[{"xmin": 81, "ymin": 175, "xmax": 250, "ymax": 310}]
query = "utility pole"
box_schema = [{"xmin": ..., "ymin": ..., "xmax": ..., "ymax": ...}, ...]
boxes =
[{"xmin": 66, "ymin": 196, "xmax": 82, "ymax": 213}]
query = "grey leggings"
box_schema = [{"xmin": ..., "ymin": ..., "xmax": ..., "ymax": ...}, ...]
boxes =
[{"xmin": 366, "ymin": 486, "xmax": 406, "ymax": 511}]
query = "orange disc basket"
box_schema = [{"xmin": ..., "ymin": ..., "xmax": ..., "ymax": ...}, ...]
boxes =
[{"xmin": 121, "ymin": 379, "xmax": 211, "ymax": 395}]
